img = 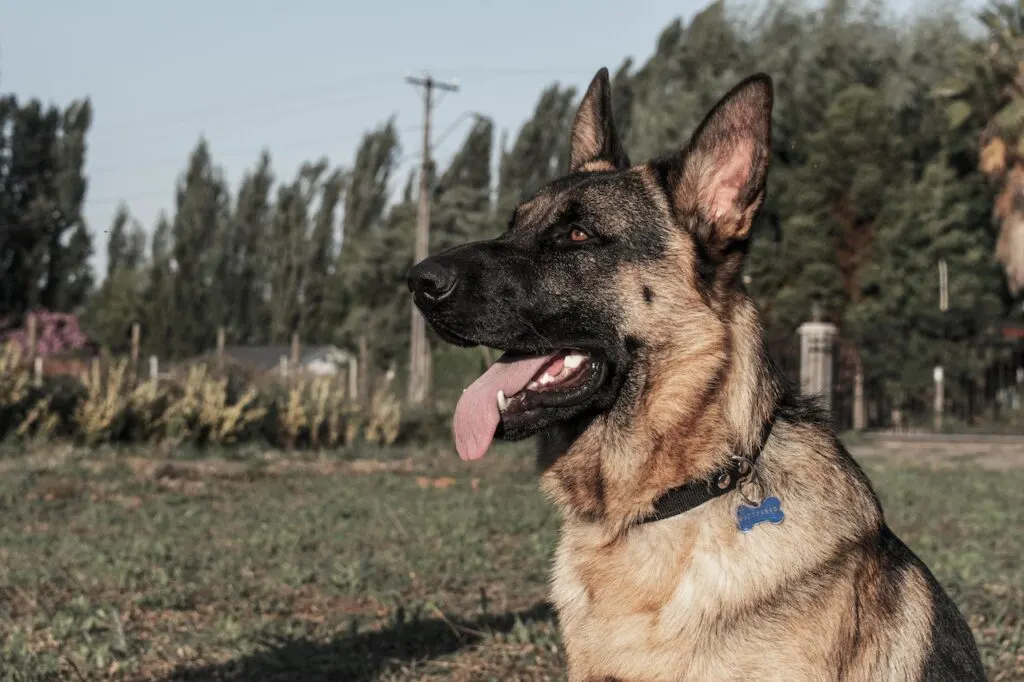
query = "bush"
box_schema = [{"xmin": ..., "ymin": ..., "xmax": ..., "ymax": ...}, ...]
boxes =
[{"xmin": 0, "ymin": 343, "xmax": 412, "ymax": 451}]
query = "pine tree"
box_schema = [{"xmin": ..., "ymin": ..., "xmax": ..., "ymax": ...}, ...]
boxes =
[
  {"xmin": 231, "ymin": 151, "xmax": 275, "ymax": 344},
  {"xmin": 496, "ymin": 84, "xmax": 577, "ymax": 221},
  {"xmin": 169, "ymin": 139, "xmax": 230, "ymax": 358},
  {"xmin": 85, "ymin": 205, "xmax": 148, "ymax": 353},
  {"xmin": 847, "ymin": 158, "xmax": 1004, "ymax": 412},
  {"xmin": 106, "ymin": 203, "xmax": 131, "ymax": 279},
  {"xmin": 303, "ymin": 167, "xmax": 345, "ymax": 343},
  {"xmin": 0, "ymin": 94, "xmax": 95, "ymax": 317},
  {"xmin": 333, "ymin": 120, "xmax": 401, "ymax": 354},
  {"xmin": 267, "ymin": 160, "xmax": 324, "ymax": 343},
  {"xmin": 145, "ymin": 213, "xmax": 174, "ymax": 358},
  {"xmin": 432, "ymin": 116, "xmax": 496, "ymax": 253},
  {"xmin": 48, "ymin": 99, "xmax": 94, "ymax": 311}
]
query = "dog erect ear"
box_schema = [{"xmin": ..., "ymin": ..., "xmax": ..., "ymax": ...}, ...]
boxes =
[
  {"xmin": 568, "ymin": 67, "xmax": 630, "ymax": 174},
  {"xmin": 658, "ymin": 74, "xmax": 773, "ymax": 246}
]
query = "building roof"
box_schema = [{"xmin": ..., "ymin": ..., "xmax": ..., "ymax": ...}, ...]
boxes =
[{"xmin": 198, "ymin": 345, "xmax": 352, "ymax": 374}]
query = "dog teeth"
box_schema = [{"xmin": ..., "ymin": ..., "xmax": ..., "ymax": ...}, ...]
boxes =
[
  {"xmin": 539, "ymin": 373, "xmax": 555, "ymax": 385},
  {"xmin": 496, "ymin": 390, "xmax": 509, "ymax": 412},
  {"xmin": 526, "ymin": 380, "xmax": 541, "ymax": 391},
  {"xmin": 563, "ymin": 353, "xmax": 586, "ymax": 369}
]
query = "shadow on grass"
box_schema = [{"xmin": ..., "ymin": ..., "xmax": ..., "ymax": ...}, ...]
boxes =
[{"xmin": 161, "ymin": 601, "xmax": 556, "ymax": 681}]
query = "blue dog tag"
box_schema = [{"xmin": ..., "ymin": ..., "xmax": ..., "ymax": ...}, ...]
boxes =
[{"xmin": 736, "ymin": 496, "xmax": 785, "ymax": 533}]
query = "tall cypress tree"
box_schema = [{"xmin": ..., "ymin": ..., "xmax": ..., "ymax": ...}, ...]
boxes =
[
  {"xmin": 231, "ymin": 151, "xmax": 275, "ymax": 345},
  {"xmin": 303, "ymin": 167, "xmax": 346, "ymax": 343},
  {"xmin": 170, "ymin": 139, "xmax": 230, "ymax": 358},
  {"xmin": 333, "ymin": 120, "xmax": 400, "ymax": 353},
  {"xmin": 145, "ymin": 213, "xmax": 174, "ymax": 358},
  {"xmin": 432, "ymin": 116, "xmax": 496, "ymax": 253}
]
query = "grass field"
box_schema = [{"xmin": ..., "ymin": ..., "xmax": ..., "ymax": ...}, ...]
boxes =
[{"xmin": 0, "ymin": 440, "xmax": 1021, "ymax": 681}]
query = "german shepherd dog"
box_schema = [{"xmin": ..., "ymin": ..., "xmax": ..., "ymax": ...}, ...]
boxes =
[{"xmin": 407, "ymin": 69, "xmax": 986, "ymax": 681}]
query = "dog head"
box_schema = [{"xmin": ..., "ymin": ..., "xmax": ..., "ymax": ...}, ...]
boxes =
[{"xmin": 408, "ymin": 68, "xmax": 773, "ymax": 463}]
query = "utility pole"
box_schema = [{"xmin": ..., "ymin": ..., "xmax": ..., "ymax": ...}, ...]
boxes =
[{"xmin": 406, "ymin": 72, "xmax": 459, "ymax": 405}]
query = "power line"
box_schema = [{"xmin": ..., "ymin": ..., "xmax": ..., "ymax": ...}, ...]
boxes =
[
  {"xmin": 83, "ymin": 66, "xmax": 593, "ymax": 216},
  {"xmin": 88, "ymin": 66, "xmax": 593, "ymax": 137}
]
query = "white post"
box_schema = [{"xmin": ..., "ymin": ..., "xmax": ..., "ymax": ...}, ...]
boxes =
[
  {"xmin": 149, "ymin": 356, "xmax": 159, "ymax": 385},
  {"xmin": 348, "ymin": 356, "xmax": 359, "ymax": 402},
  {"xmin": 853, "ymin": 355, "xmax": 866, "ymax": 431},
  {"xmin": 797, "ymin": 319, "xmax": 838, "ymax": 413},
  {"xmin": 934, "ymin": 365, "xmax": 944, "ymax": 432}
]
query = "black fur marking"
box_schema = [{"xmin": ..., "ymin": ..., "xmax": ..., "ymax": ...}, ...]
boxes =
[
  {"xmin": 866, "ymin": 526, "xmax": 917, "ymax": 615},
  {"xmin": 773, "ymin": 385, "xmax": 834, "ymax": 434},
  {"xmin": 624, "ymin": 336, "xmax": 644, "ymax": 355},
  {"xmin": 570, "ymin": 67, "xmax": 631, "ymax": 172},
  {"xmin": 643, "ymin": 286, "xmax": 654, "ymax": 304},
  {"xmin": 858, "ymin": 527, "xmax": 985, "ymax": 680},
  {"xmin": 690, "ymin": 231, "xmax": 718, "ymax": 304},
  {"xmin": 919, "ymin": 566, "xmax": 987, "ymax": 680},
  {"xmin": 648, "ymin": 151, "xmax": 685, "ymax": 226}
]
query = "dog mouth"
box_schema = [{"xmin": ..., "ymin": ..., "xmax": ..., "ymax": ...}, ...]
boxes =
[{"xmin": 452, "ymin": 348, "xmax": 606, "ymax": 461}]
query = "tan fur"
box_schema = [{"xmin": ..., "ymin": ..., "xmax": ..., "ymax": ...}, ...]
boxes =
[
  {"xmin": 539, "ymin": 172, "xmax": 936, "ymax": 681},
  {"xmin": 549, "ymin": 418, "xmax": 933, "ymax": 681},
  {"xmin": 580, "ymin": 159, "xmax": 618, "ymax": 173}
]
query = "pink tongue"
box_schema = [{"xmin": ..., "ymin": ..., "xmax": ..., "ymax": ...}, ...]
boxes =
[{"xmin": 452, "ymin": 353, "xmax": 555, "ymax": 461}]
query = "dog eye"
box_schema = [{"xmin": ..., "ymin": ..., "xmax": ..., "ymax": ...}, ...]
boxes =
[{"xmin": 568, "ymin": 226, "xmax": 590, "ymax": 243}]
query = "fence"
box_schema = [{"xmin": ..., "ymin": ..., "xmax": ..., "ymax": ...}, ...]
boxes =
[{"xmin": 768, "ymin": 329, "xmax": 1024, "ymax": 435}]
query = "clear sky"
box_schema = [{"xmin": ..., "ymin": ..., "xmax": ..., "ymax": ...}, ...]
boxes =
[{"xmin": 3, "ymin": 0, "xmax": 981, "ymax": 277}]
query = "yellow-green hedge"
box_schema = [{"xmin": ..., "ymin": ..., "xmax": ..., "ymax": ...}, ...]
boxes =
[{"xmin": 0, "ymin": 343, "xmax": 412, "ymax": 450}]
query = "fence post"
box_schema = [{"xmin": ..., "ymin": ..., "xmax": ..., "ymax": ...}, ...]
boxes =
[
  {"xmin": 216, "ymin": 326, "xmax": 225, "ymax": 371},
  {"xmin": 358, "ymin": 335, "xmax": 369, "ymax": 406},
  {"xmin": 933, "ymin": 365, "xmax": 944, "ymax": 432},
  {"xmin": 26, "ymin": 312, "xmax": 37, "ymax": 364},
  {"xmin": 348, "ymin": 355, "xmax": 359, "ymax": 403},
  {"xmin": 130, "ymin": 322, "xmax": 141, "ymax": 386},
  {"xmin": 853, "ymin": 352, "xmax": 866, "ymax": 431},
  {"xmin": 33, "ymin": 356, "xmax": 43, "ymax": 387},
  {"xmin": 149, "ymin": 356, "xmax": 159, "ymax": 386}
]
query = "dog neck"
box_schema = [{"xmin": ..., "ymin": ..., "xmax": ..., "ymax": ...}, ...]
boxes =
[{"xmin": 539, "ymin": 296, "xmax": 781, "ymax": 532}]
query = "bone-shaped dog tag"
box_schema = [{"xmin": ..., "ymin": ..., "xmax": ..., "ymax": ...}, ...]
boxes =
[{"xmin": 736, "ymin": 495, "xmax": 785, "ymax": 533}]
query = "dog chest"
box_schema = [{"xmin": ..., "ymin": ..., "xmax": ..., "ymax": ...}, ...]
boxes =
[{"xmin": 549, "ymin": 516, "xmax": 855, "ymax": 682}]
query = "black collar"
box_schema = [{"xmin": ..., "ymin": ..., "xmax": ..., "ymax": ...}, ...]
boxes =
[{"xmin": 637, "ymin": 411, "xmax": 777, "ymax": 525}]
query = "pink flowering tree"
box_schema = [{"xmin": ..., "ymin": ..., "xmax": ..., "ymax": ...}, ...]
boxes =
[{"xmin": 0, "ymin": 309, "xmax": 95, "ymax": 358}]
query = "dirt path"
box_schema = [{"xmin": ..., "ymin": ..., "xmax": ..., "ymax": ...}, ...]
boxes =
[{"xmin": 849, "ymin": 436, "xmax": 1024, "ymax": 470}]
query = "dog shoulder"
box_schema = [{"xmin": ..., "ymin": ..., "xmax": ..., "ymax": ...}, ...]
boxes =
[
  {"xmin": 848, "ymin": 526, "xmax": 986, "ymax": 681},
  {"xmin": 910, "ymin": 546, "xmax": 987, "ymax": 680}
]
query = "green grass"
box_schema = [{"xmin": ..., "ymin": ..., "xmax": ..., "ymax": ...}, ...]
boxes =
[{"xmin": 0, "ymin": 442, "xmax": 1021, "ymax": 681}]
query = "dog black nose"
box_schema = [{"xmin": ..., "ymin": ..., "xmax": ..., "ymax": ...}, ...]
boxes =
[{"xmin": 407, "ymin": 259, "xmax": 458, "ymax": 302}]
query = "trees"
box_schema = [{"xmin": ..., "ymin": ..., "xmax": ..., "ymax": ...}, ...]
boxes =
[
  {"xmin": 169, "ymin": 139, "xmax": 230, "ymax": 358},
  {"xmin": 228, "ymin": 152, "xmax": 275, "ymax": 345},
  {"xmin": 0, "ymin": 94, "xmax": 95, "ymax": 319},
  {"xmin": 84, "ymin": 205, "xmax": 148, "ymax": 354},
  {"xmin": 333, "ymin": 120, "xmax": 403, "ymax": 366},
  {"xmin": 938, "ymin": 0, "xmax": 1024, "ymax": 295},
  {"xmin": 432, "ymin": 115, "xmax": 496, "ymax": 252},
  {"xmin": 496, "ymin": 85, "xmax": 577, "ymax": 220},
  {"xmin": 847, "ymin": 159, "xmax": 1004, "ymax": 408}
]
